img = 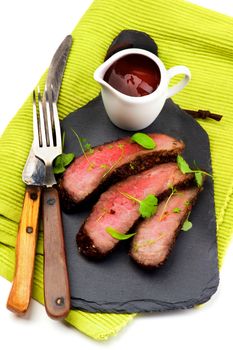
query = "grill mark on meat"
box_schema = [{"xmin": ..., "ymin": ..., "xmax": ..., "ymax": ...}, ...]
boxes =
[
  {"xmin": 77, "ymin": 163, "xmax": 194, "ymax": 259},
  {"xmin": 129, "ymin": 187, "xmax": 200, "ymax": 269},
  {"xmin": 59, "ymin": 134, "xmax": 184, "ymax": 213}
]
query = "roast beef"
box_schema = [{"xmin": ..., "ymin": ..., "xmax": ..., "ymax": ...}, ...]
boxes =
[
  {"xmin": 60, "ymin": 133, "xmax": 184, "ymax": 212},
  {"xmin": 130, "ymin": 187, "xmax": 200, "ymax": 268},
  {"xmin": 77, "ymin": 163, "xmax": 194, "ymax": 258}
]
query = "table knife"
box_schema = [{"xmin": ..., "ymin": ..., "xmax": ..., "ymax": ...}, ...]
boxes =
[{"xmin": 7, "ymin": 35, "xmax": 72, "ymax": 315}]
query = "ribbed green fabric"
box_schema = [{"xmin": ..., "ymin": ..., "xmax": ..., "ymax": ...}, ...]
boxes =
[
  {"xmin": 0, "ymin": 0, "xmax": 233, "ymax": 341},
  {"xmin": 0, "ymin": 243, "xmax": 135, "ymax": 340}
]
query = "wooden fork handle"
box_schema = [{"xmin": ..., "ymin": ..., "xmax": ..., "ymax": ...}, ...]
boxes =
[
  {"xmin": 43, "ymin": 187, "xmax": 70, "ymax": 319},
  {"xmin": 7, "ymin": 186, "xmax": 41, "ymax": 314}
]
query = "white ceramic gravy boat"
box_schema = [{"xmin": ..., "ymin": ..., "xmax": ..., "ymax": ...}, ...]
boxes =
[{"xmin": 94, "ymin": 48, "xmax": 191, "ymax": 131}]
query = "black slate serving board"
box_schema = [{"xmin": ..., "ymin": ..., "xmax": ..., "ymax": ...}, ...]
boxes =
[{"xmin": 60, "ymin": 30, "xmax": 219, "ymax": 313}]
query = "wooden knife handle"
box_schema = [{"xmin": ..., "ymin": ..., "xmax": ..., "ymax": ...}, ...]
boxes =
[
  {"xmin": 7, "ymin": 186, "xmax": 41, "ymax": 314},
  {"xmin": 43, "ymin": 187, "xmax": 70, "ymax": 319}
]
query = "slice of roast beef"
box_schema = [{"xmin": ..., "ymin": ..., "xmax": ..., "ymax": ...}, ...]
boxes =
[
  {"xmin": 77, "ymin": 163, "xmax": 194, "ymax": 259},
  {"xmin": 59, "ymin": 133, "xmax": 184, "ymax": 212},
  {"xmin": 130, "ymin": 187, "xmax": 200, "ymax": 268}
]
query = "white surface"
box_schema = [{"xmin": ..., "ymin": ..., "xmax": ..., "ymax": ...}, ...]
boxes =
[{"xmin": 0, "ymin": 0, "xmax": 233, "ymax": 349}]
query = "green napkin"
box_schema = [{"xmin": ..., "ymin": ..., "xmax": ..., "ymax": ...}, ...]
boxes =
[{"xmin": 1, "ymin": 0, "xmax": 233, "ymax": 341}]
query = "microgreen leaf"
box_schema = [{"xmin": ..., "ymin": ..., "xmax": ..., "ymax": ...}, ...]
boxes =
[
  {"xmin": 71, "ymin": 128, "xmax": 94, "ymax": 155},
  {"xmin": 85, "ymin": 143, "xmax": 92, "ymax": 151},
  {"xmin": 177, "ymin": 155, "xmax": 192, "ymax": 174},
  {"xmin": 173, "ymin": 207, "xmax": 181, "ymax": 213},
  {"xmin": 82, "ymin": 139, "xmax": 94, "ymax": 154},
  {"xmin": 181, "ymin": 218, "xmax": 193, "ymax": 231},
  {"xmin": 80, "ymin": 137, "xmax": 87, "ymax": 144},
  {"xmin": 53, "ymin": 132, "xmax": 74, "ymax": 174},
  {"xmin": 106, "ymin": 227, "xmax": 136, "ymax": 240},
  {"xmin": 100, "ymin": 164, "xmax": 109, "ymax": 169},
  {"xmin": 120, "ymin": 192, "xmax": 158, "ymax": 218},
  {"xmin": 53, "ymin": 157, "xmax": 65, "ymax": 174},
  {"xmin": 53, "ymin": 153, "xmax": 75, "ymax": 174},
  {"xmin": 131, "ymin": 133, "xmax": 156, "ymax": 150},
  {"xmin": 177, "ymin": 155, "xmax": 212, "ymax": 187},
  {"xmin": 61, "ymin": 153, "xmax": 75, "ymax": 166},
  {"xmin": 195, "ymin": 171, "xmax": 203, "ymax": 187},
  {"xmin": 139, "ymin": 194, "xmax": 158, "ymax": 218},
  {"xmin": 87, "ymin": 148, "xmax": 94, "ymax": 155}
]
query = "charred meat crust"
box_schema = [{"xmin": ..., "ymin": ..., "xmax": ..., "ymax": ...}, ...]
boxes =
[
  {"xmin": 59, "ymin": 148, "xmax": 183, "ymax": 213},
  {"xmin": 76, "ymin": 176, "xmax": 196, "ymax": 260},
  {"xmin": 77, "ymin": 223, "xmax": 122, "ymax": 259},
  {"xmin": 129, "ymin": 188, "xmax": 201, "ymax": 269},
  {"xmin": 76, "ymin": 226, "xmax": 109, "ymax": 259}
]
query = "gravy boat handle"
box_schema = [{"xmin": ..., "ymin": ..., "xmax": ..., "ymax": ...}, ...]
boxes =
[{"xmin": 166, "ymin": 66, "xmax": 191, "ymax": 99}]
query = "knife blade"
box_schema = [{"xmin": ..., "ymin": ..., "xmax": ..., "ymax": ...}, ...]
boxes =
[
  {"xmin": 23, "ymin": 34, "xmax": 73, "ymax": 187},
  {"xmin": 7, "ymin": 35, "xmax": 72, "ymax": 315}
]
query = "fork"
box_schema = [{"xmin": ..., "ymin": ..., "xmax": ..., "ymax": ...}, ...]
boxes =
[{"xmin": 33, "ymin": 85, "xmax": 70, "ymax": 319}]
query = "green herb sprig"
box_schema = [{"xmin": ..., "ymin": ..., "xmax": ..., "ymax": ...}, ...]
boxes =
[
  {"xmin": 102, "ymin": 143, "xmax": 125, "ymax": 179},
  {"xmin": 159, "ymin": 184, "xmax": 177, "ymax": 221},
  {"xmin": 71, "ymin": 128, "xmax": 95, "ymax": 170},
  {"xmin": 106, "ymin": 227, "xmax": 136, "ymax": 240},
  {"xmin": 131, "ymin": 133, "xmax": 156, "ymax": 150},
  {"xmin": 79, "ymin": 137, "xmax": 94, "ymax": 154},
  {"xmin": 177, "ymin": 155, "xmax": 212, "ymax": 187},
  {"xmin": 53, "ymin": 132, "xmax": 75, "ymax": 174},
  {"xmin": 53, "ymin": 153, "xmax": 75, "ymax": 174},
  {"xmin": 132, "ymin": 233, "xmax": 168, "ymax": 253},
  {"xmin": 120, "ymin": 192, "xmax": 158, "ymax": 218}
]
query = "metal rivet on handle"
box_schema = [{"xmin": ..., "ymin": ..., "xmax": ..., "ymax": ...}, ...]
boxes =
[
  {"xmin": 56, "ymin": 297, "xmax": 65, "ymax": 306},
  {"xmin": 30, "ymin": 192, "xmax": 38, "ymax": 200},
  {"xmin": 26, "ymin": 226, "xmax": 33, "ymax": 234},
  {"xmin": 47, "ymin": 198, "xmax": 56, "ymax": 206}
]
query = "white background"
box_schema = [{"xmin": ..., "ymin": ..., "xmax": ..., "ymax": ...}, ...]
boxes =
[{"xmin": 0, "ymin": 1, "xmax": 233, "ymax": 349}]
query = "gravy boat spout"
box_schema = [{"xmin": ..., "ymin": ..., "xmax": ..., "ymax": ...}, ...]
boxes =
[{"xmin": 93, "ymin": 52, "xmax": 128, "ymax": 99}]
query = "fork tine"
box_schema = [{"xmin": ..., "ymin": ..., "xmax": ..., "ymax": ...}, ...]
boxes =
[
  {"xmin": 38, "ymin": 86, "xmax": 47, "ymax": 147},
  {"xmin": 33, "ymin": 90, "xmax": 40, "ymax": 147},
  {"xmin": 32, "ymin": 87, "xmax": 61, "ymax": 187},
  {"xmin": 44, "ymin": 85, "xmax": 54, "ymax": 147},
  {"xmin": 51, "ymin": 85, "xmax": 62, "ymax": 148}
]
